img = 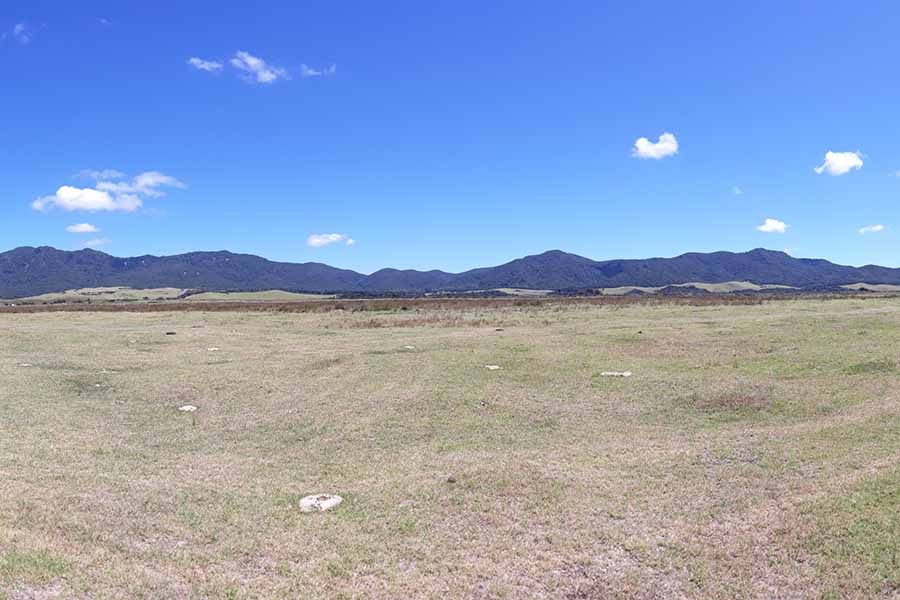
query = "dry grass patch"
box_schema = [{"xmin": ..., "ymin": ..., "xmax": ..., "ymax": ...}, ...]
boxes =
[{"xmin": 2, "ymin": 297, "xmax": 900, "ymax": 597}]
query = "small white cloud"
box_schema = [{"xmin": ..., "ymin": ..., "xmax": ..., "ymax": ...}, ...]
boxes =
[
  {"xmin": 307, "ymin": 233, "xmax": 355, "ymax": 248},
  {"xmin": 733, "ymin": 186, "xmax": 743, "ymax": 196},
  {"xmin": 632, "ymin": 132, "xmax": 678, "ymax": 159},
  {"xmin": 756, "ymin": 218, "xmax": 788, "ymax": 233},
  {"xmin": 11, "ymin": 23, "xmax": 32, "ymax": 44},
  {"xmin": 859, "ymin": 224, "xmax": 885, "ymax": 235},
  {"xmin": 188, "ymin": 57, "xmax": 224, "ymax": 73},
  {"xmin": 82, "ymin": 238, "xmax": 111, "ymax": 248},
  {"xmin": 814, "ymin": 151, "xmax": 863, "ymax": 176},
  {"xmin": 300, "ymin": 63, "xmax": 336, "ymax": 77},
  {"xmin": 230, "ymin": 51, "xmax": 289, "ymax": 84},
  {"xmin": 33, "ymin": 171, "xmax": 184, "ymax": 213},
  {"xmin": 66, "ymin": 223, "xmax": 100, "ymax": 234},
  {"xmin": 34, "ymin": 187, "xmax": 122, "ymax": 212}
]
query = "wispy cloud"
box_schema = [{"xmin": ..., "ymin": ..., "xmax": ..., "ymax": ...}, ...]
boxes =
[
  {"xmin": 632, "ymin": 132, "xmax": 678, "ymax": 159},
  {"xmin": 66, "ymin": 223, "xmax": 100, "ymax": 234},
  {"xmin": 82, "ymin": 237, "xmax": 111, "ymax": 248},
  {"xmin": 9, "ymin": 23, "xmax": 32, "ymax": 44},
  {"xmin": 859, "ymin": 224, "xmax": 885, "ymax": 235},
  {"xmin": 814, "ymin": 151, "xmax": 863, "ymax": 176},
  {"xmin": 95, "ymin": 171, "xmax": 186, "ymax": 198},
  {"xmin": 78, "ymin": 169, "xmax": 125, "ymax": 181},
  {"xmin": 230, "ymin": 51, "xmax": 289, "ymax": 84},
  {"xmin": 188, "ymin": 57, "xmax": 223, "ymax": 73},
  {"xmin": 733, "ymin": 186, "xmax": 743, "ymax": 196},
  {"xmin": 33, "ymin": 171, "xmax": 184, "ymax": 212},
  {"xmin": 757, "ymin": 218, "xmax": 788, "ymax": 233},
  {"xmin": 300, "ymin": 63, "xmax": 336, "ymax": 77},
  {"xmin": 307, "ymin": 233, "xmax": 355, "ymax": 248}
]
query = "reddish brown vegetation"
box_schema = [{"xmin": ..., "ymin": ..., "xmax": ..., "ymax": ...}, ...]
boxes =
[{"xmin": 0, "ymin": 293, "xmax": 874, "ymax": 315}]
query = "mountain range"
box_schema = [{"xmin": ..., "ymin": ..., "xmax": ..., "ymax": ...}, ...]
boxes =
[{"xmin": 2, "ymin": 246, "xmax": 899, "ymax": 299}]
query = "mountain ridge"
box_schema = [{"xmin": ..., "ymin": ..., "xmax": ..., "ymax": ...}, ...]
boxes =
[{"xmin": 2, "ymin": 246, "xmax": 899, "ymax": 298}]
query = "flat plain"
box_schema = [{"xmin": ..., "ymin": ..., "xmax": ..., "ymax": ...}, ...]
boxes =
[{"xmin": 2, "ymin": 296, "xmax": 899, "ymax": 598}]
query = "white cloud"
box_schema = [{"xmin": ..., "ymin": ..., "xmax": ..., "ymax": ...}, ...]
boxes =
[
  {"xmin": 300, "ymin": 63, "xmax": 336, "ymax": 77},
  {"xmin": 632, "ymin": 132, "xmax": 678, "ymax": 159},
  {"xmin": 33, "ymin": 171, "xmax": 184, "ymax": 212},
  {"xmin": 230, "ymin": 51, "xmax": 289, "ymax": 84},
  {"xmin": 82, "ymin": 238, "xmax": 111, "ymax": 248},
  {"xmin": 188, "ymin": 57, "xmax": 223, "ymax": 73},
  {"xmin": 11, "ymin": 23, "xmax": 32, "ymax": 44},
  {"xmin": 756, "ymin": 218, "xmax": 788, "ymax": 233},
  {"xmin": 814, "ymin": 151, "xmax": 863, "ymax": 176},
  {"xmin": 733, "ymin": 186, "xmax": 743, "ymax": 196},
  {"xmin": 66, "ymin": 223, "xmax": 100, "ymax": 234},
  {"xmin": 859, "ymin": 224, "xmax": 885, "ymax": 235},
  {"xmin": 307, "ymin": 233, "xmax": 355, "ymax": 248},
  {"xmin": 34, "ymin": 187, "xmax": 122, "ymax": 212}
]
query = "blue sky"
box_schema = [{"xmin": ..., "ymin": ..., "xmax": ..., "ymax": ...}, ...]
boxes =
[{"xmin": 3, "ymin": 1, "xmax": 899, "ymax": 272}]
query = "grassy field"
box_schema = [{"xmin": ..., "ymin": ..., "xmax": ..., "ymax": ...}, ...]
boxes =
[
  {"xmin": 3, "ymin": 287, "xmax": 186, "ymax": 304},
  {"xmin": 185, "ymin": 290, "xmax": 334, "ymax": 302},
  {"xmin": 2, "ymin": 297, "xmax": 899, "ymax": 598},
  {"xmin": 600, "ymin": 281, "xmax": 795, "ymax": 295}
]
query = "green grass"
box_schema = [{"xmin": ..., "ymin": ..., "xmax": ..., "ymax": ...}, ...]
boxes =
[
  {"xmin": 845, "ymin": 359, "xmax": 898, "ymax": 375},
  {"xmin": 0, "ymin": 549, "xmax": 68, "ymax": 584},
  {"xmin": 806, "ymin": 468, "xmax": 900, "ymax": 596}
]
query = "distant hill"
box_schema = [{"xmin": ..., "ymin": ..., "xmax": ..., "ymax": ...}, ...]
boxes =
[{"xmin": 2, "ymin": 246, "xmax": 900, "ymax": 298}]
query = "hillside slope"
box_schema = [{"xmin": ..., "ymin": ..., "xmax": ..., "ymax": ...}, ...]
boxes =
[{"xmin": 2, "ymin": 246, "xmax": 899, "ymax": 298}]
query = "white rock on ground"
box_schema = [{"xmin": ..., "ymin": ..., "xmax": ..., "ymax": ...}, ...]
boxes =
[
  {"xmin": 403, "ymin": 345, "xmax": 416, "ymax": 350},
  {"xmin": 485, "ymin": 365, "xmax": 501, "ymax": 370},
  {"xmin": 178, "ymin": 405, "xmax": 198, "ymax": 412},
  {"xmin": 299, "ymin": 494, "xmax": 343, "ymax": 513},
  {"xmin": 208, "ymin": 347, "xmax": 220, "ymax": 352},
  {"xmin": 600, "ymin": 371, "xmax": 633, "ymax": 377}
]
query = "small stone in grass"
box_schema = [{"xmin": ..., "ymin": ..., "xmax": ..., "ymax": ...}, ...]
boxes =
[
  {"xmin": 403, "ymin": 345, "xmax": 416, "ymax": 350},
  {"xmin": 485, "ymin": 365, "xmax": 501, "ymax": 370},
  {"xmin": 299, "ymin": 494, "xmax": 343, "ymax": 513},
  {"xmin": 495, "ymin": 328, "xmax": 504, "ymax": 332},
  {"xmin": 208, "ymin": 347, "xmax": 220, "ymax": 352},
  {"xmin": 600, "ymin": 371, "xmax": 632, "ymax": 377},
  {"xmin": 165, "ymin": 332, "xmax": 177, "ymax": 336},
  {"xmin": 178, "ymin": 404, "xmax": 198, "ymax": 412},
  {"xmin": 19, "ymin": 363, "xmax": 32, "ymax": 367},
  {"xmin": 446, "ymin": 476, "xmax": 457, "ymax": 484}
]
